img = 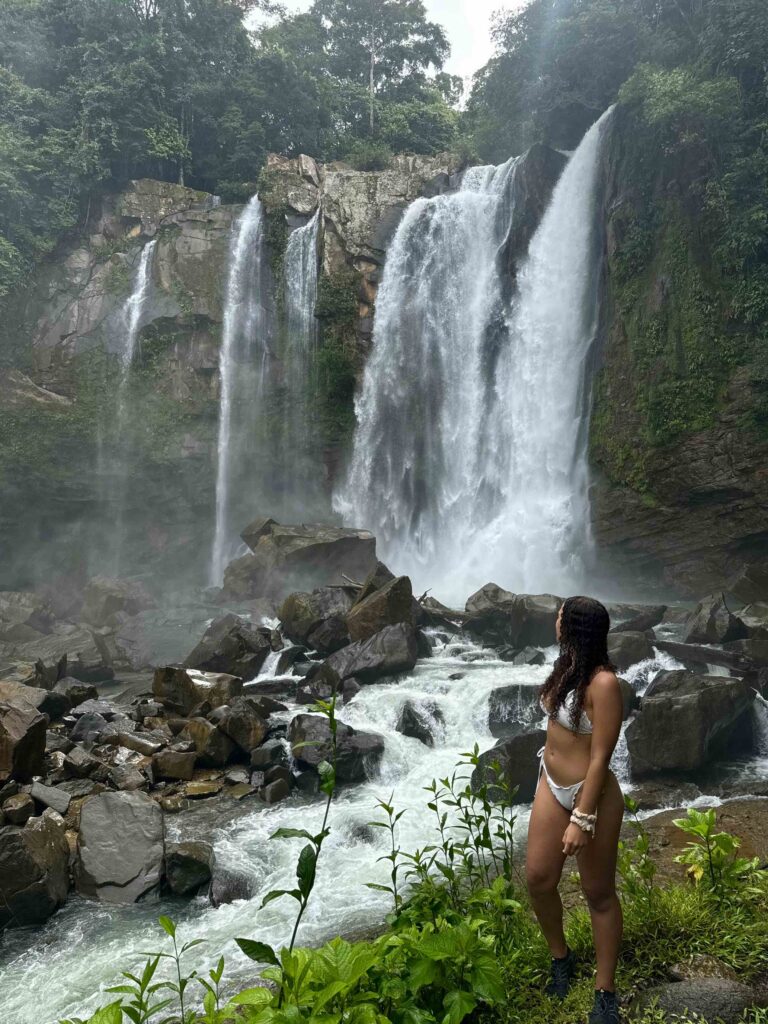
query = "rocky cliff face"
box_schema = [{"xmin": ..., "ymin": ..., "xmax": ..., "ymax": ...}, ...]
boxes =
[
  {"xmin": 0, "ymin": 156, "xmax": 461, "ymax": 590},
  {"xmin": 588, "ymin": 106, "xmax": 768, "ymax": 595}
]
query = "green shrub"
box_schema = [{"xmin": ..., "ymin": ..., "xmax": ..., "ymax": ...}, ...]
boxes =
[{"xmin": 342, "ymin": 139, "xmax": 394, "ymax": 172}]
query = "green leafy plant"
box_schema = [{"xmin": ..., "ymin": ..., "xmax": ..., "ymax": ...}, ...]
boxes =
[
  {"xmin": 673, "ymin": 808, "xmax": 759, "ymax": 895},
  {"xmin": 366, "ymin": 793, "xmax": 407, "ymax": 916},
  {"xmin": 154, "ymin": 915, "xmax": 205, "ymax": 1023},
  {"xmin": 618, "ymin": 794, "xmax": 657, "ymax": 906},
  {"xmin": 104, "ymin": 956, "xmax": 172, "ymax": 1024}
]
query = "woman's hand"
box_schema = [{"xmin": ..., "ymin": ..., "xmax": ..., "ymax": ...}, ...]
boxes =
[{"xmin": 562, "ymin": 821, "xmax": 591, "ymax": 856}]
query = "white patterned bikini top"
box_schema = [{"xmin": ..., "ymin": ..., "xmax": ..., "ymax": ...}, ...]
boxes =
[{"xmin": 540, "ymin": 689, "xmax": 593, "ymax": 735}]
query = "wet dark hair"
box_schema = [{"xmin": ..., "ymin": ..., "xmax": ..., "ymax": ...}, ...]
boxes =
[{"xmin": 540, "ymin": 595, "xmax": 616, "ymax": 732}]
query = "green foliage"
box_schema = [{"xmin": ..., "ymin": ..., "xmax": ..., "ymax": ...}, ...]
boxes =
[
  {"xmin": 673, "ymin": 808, "xmax": 760, "ymax": 894},
  {"xmin": 343, "ymin": 139, "xmax": 394, "ymax": 171}
]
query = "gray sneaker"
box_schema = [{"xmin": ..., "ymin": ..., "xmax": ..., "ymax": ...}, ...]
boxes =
[
  {"xmin": 545, "ymin": 948, "xmax": 576, "ymax": 999},
  {"xmin": 588, "ymin": 989, "xmax": 620, "ymax": 1023}
]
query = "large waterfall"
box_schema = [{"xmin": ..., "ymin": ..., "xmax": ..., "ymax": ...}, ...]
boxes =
[
  {"xmin": 336, "ymin": 112, "xmax": 611, "ymax": 605},
  {"xmin": 210, "ymin": 196, "xmax": 271, "ymax": 585}
]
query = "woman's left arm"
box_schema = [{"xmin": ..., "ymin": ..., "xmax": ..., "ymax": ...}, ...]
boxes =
[
  {"xmin": 575, "ymin": 671, "xmax": 623, "ymax": 816},
  {"xmin": 562, "ymin": 672, "xmax": 623, "ymax": 855}
]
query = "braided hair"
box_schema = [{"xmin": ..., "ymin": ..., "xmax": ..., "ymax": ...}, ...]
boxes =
[{"xmin": 540, "ymin": 596, "xmax": 616, "ymax": 732}]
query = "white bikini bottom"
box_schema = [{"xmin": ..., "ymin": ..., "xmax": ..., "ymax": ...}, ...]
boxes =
[{"xmin": 537, "ymin": 745, "xmax": 585, "ymax": 811}]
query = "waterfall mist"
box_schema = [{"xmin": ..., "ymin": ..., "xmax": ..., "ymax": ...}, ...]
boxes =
[{"xmin": 336, "ymin": 112, "xmax": 613, "ymax": 606}]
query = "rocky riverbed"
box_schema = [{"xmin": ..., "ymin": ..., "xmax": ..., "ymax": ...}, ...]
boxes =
[{"xmin": 1, "ymin": 522, "xmax": 768, "ymax": 1022}]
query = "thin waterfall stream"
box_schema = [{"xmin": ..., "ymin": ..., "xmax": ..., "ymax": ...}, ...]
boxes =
[{"xmin": 210, "ymin": 196, "xmax": 270, "ymax": 585}]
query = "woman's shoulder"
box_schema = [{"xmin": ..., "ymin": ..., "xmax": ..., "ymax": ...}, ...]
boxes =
[{"xmin": 589, "ymin": 667, "xmax": 622, "ymax": 699}]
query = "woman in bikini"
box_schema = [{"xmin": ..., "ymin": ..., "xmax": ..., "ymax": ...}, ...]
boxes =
[{"xmin": 526, "ymin": 595, "xmax": 625, "ymax": 1024}]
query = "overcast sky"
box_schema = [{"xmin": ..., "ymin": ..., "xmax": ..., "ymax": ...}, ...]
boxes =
[{"xmin": 250, "ymin": 1, "xmax": 529, "ymax": 86}]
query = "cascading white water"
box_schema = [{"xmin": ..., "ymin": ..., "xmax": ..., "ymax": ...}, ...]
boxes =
[
  {"xmin": 210, "ymin": 196, "xmax": 269, "ymax": 585},
  {"xmin": 752, "ymin": 691, "xmax": 768, "ymax": 756},
  {"xmin": 106, "ymin": 239, "xmax": 157, "ymax": 574},
  {"xmin": 280, "ymin": 211, "xmax": 323, "ymax": 514},
  {"xmin": 0, "ymin": 637, "xmax": 548, "ymax": 1024},
  {"xmin": 336, "ymin": 111, "xmax": 613, "ymax": 606}
]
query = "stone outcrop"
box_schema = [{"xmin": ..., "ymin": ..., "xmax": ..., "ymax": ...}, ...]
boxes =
[
  {"xmin": 470, "ymin": 729, "xmax": 546, "ymax": 803},
  {"xmin": 589, "ymin": 106, "xmax": 768, "ymax": 596},
  {"xmin": 464, "ymin": 585, "xmax": 561, "ymax": 647},
  {"xmin": 75, "ymin": 791, "xmax": 164, "ymax": 903},
  {"xmin": 606, "ymin": 630, "xmax": 654, "ymax": 671},
  {"xmin": 346, "ymin": 575, "xmax": 414, "ymax": 643},
  {"xmin": 0, "ymin": 809, "xmax": 70, "ymax": 929},
  {"xmin": 625, "ymin": 670, "xmax": 753, "ymax": 776},
  {"xmin": 288, "ymin": 713, "xmax": 384, "ymax": 783},
  {"xmin": 165, "ymin": 840, "xmax": 214, "ymax": 896},
  {"xmin": 183, "ymin": 614, "xmax": 271, "ymax": 681},
  {"xmin": 323, "ymin": 623, "xmax": 418, "ymax": 684},
  {"xmin": 682, "ymin": 593, "xmax": 748, "ymax": 645},
  {"xmin": 224, "ymin": 521, "xmax": 377, "ymax": 601},
  {"xmin": 153, "ymin": 665, "xmax": 243, "ymax": 715},
  {"xmin": 0, "ymin": 703, "xmax": 47, "ymax": 781}
]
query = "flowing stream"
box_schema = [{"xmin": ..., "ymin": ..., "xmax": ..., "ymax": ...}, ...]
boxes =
[
  {"xmin": 210, "ymin": 196, "xmax": 271, "ymax": 585},
  {"xmin": 336, "ymin": 111, "xmax": 612, "ymax": 606}
]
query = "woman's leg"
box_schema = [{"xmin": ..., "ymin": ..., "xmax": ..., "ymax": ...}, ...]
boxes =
[
  {"xmin": 526, "ymin": 775, "xmax": 570, "ymax": 956},
  {"xmin": 576, "ymin": 772, "xmax": 624, "ymax": 991}
]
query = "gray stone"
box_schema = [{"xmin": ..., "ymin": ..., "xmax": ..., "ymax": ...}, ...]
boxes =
[
  {"xmin": 607, "ymin": 631, "xmax": 654, "ymax": 671},
  {"xmin": 184, "ymin": 614, "xmax": 271, "ymax": 682},
  {"xmin": 346, "ymin": 575, "xmax": 414, "ymax": 643},
  {"xmin": 30, "ymin": 781, "xmax": 71, "ymax": 816},
  {"xmin": 510, "ymin": 646, "xmax": 546, "ymax": 666},
  {"xmin": 633, "ymin": 979, "xmax": 763, "ymax": 1024},
  {"xmin": 262, "ymin": 778, "xmax": 290, "ymax": 804},
  {"xmin": 3, "ymin": 793, "xmax": 35, "ymax": 825},
  {"xmin": 69, "ymin": 713, "xmax": 111, "ymax": 744},
  {"xmin": 395, "ymin": 700, "xmax": 444, "ymax": 747},
  {"xmin": 626, "ymin": 671, "xmax": 753, "ymax": 776},
  {"xmin": 464, "ymin": 586, "xmax": 561, "ymax": 647},
  {"xmin": 488, "ymin": 684, "xmax": 543, "ymax": 738},
  {"xmin": 0, "ymin": 809, "xmax": 69, "ymax": 929},
  {"xmin": 71, "ymin": 699, "xmax": 116, "ymax": 720},
  {"xmin": 179, "ymin": 718, "xmax": 235, "ymax": 768},
  {"xmin": 278, "ymin": 586, "xmax": 357, "ymax": 647},
  {"xmin": 117, "ymin": 731, "xmax": 163, "ymax": 756},
  {"xmin": 109, "ymin": 764, "xmax": 147, "ymax": 791},
  {"xmin": 683, "ymin": 593, "xmax": 748, "ymax": 645},
  {"xmin": 63, "ymin": 745, "xmax": 99, "ymax": 777},
  {"xmin": 166, "ymin": 841, "xmax": 214, "ymax": 896},
  {"xmin": 323, "ymin": 623, "xmax": 418, "ymax": 684},
  {"xmin": 0, "ymin": 682, "xmax": 69, "ymax": 721},
  {"xmin": 471, "ymin": 729, "xmax": 547, "ymax": 803},
  {"xmin": 153, "ymin": 666, "xmax": 243, "ymax": 715},
  {"xmin": 217, "ymin": 698, "xmax": 268, "ymax": 755},
  {"xmin": 288, "ymin": 714, "xmax": 384, "ymax": 783},
  {"xmin": 82, "ymin": 576, "xmax": 155, "ymax": 628},
  {"xmin": 0, "ymin": 703, "xmax": 47, "ymax": 781},
  {"xmin": 152, "ymin": 749, "xmax": 196, "ymax": 781},
  {"xmin": 75, "ymin": 791, "xmax": 164, "ymax": 903},
  {"xmin": 250, "ymin": 738, "xmax": 290, "ymax": 769},
  {"xmin": 209, "ymin": 867, "xmax": 252, "ymax": 907}
]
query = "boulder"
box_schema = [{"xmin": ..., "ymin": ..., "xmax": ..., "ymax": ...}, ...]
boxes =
[
  {"xmin": 306, "ymin": 615, "xmax": 350, "ymax": 656},
  {"xmin": 153, "ymin": 665, "xmax": 243, "ymax": 715},
  {"xmin": 323, "ymin": 623, "xmax": 419, "ymax": 684},
  {"xmin": 606, "ymin": 631, "xmax": 654, "ymax": 671},
  {"xmin": 0, "ymin": 681, "xmax": 69, "ymax": 721},
  {"xmin": 278, "ymin": 586, "xmax": 356, "ymax": 647},
  {"xmin": 626, "ymin": 671, "xmax": 753, "ymax": 776},
  {"xmin": 0, "ymin": 809, "xmax": 69, "ymax": 929},
  {"xmin": 608, "ymin": 604, "xmax": 667, "ymax": 633},
  {"xmin": 69, "ymin": 712, "xmax": 111, "ymax": 744},
  {"xmin": 3, "ymin": 793, "xmax": 34, "ymax": 825},
  {"xmin": 152, "ymin": 750, "xmax": 197, "ymax": 781},
  {"xmin": 0, "ymin": 591, "xmax": 56, "ymax": 634},
  {"xmin": 179, "ymin": 718, "xmax": 235, "ymax": 768},
  {"xmin": 217, "ymin": 698, "xmax": 268, "ymax": 754},
  {"xmin": 262, "ymin": 778, "xmax": 291, "ymax": 804},
  {"xmin": 633, "ymin": 979, "xmax": 763, "ymax": 1024},
  {"xmin": 488, "ymin": 684, "xmax": 543, "ymax": 738},
  {"xmin": 223, "ymin": 522, "xmax": 377, "ymax": 600},
  {"xmin": 510, "ymin": 646, "xmax": 546, "ymax": 666},
  {"xmin": 617, "ymin": 677, "xmax": 637, "ymax": 720},
  {"xmin": 53, "ymin": 679, "xmax": 99, "ymax": 707},
  {"xmin": 165, "ymin": 841, "xmax": 214, "ymax": 896},
  {"xmin": 209, "ymin": 866, "xmax": 252, "ymax": 907},
  {"xmin": 395, "ymin": 700, "xmax": 444, "ymax": 747},
  {"xmin": 30, "ymin": 781, "xmax": 71, "ymax": 816},
  {"xmin": 463, "ymin": 585, "xmax": 560, "ymax": 647},
  {"xmin": 682, "ymin": 593, "xmax": 748, "ymax": 645},
  {"xmin": 183, "ymin": 615, "xmax": 271, "ymax": 681},
  {"xmin": 722, "ymin": 636, "xmax": 768, "ymax": 666},
  {"xmin": 240, "ymin": 516, "xmax": 279, "ymax": 553},
  {"xmin": 75, "ymin": 791, "xmax": 164, "ymax": 903},
  {"xmin": 0, "ymin": 703, "xmax": 47, "ymax": 781},
  {"xmin": 81, "ymin": 576, "xmax": 156, "ymax": 628},
  {"xmin": 346, "ymin": 575, "xmax": 414, "ymax": 643},
  {"xmin": 275, "ymin": 645, "xmax": 308, "ymax": 674},
  {"xmin": 737, "ymin": 602, "xmax": 768, "ymax": 639},
  {"xmin": 470, "ymin": 729, "xmax": 546, "ymax": 803},
  {"xmin": 288, "ymin": 714, "xmax": 384, "ymax": 782},
  {"xmin": 62, "ymin": 745, "xmax": 99, "ymax": 779},
  {"xmin": 250, "ymin": 738, "xmax": 290, "ymax": 770}
]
